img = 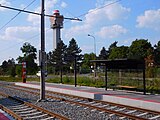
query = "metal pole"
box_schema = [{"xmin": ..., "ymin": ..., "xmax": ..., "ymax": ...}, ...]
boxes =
[
  {"xmin": 105, "ymin": 64, "xmax": 107, "ymax": 91},
  {"xmin": 88, "ymin": 34, "xmax": 96, "ymax": 55},
  {"xmin": 40, "ymin": 0, "xmax": 45, "ymax": 100},
  {"xmin": 88, "ymin": 34, "xmax": 96, "ymax": 78},
  {"xmin": 143, "ymin": 69, "xmax": 146, "ymax": 95},
  {"xmin": 60, "ymin": 66, "xmax": 62, "ymax": 83},
  {"xmin": 74, "ymin": 55, "xmax": 77, "ymax": 87}
]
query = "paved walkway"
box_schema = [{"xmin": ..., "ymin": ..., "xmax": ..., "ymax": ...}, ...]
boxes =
[{"xmin": 15, "ymin": 82, "xmax": 160, "ymax": 112}]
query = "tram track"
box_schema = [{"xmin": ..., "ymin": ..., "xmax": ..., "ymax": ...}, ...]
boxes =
[
  {"xmin": 2, "ymin": 82, "xmax": 160, "ymax": 120},
  {"xmin": 0, "ymin": 91, "xmax": 69, "ymax": 120}
]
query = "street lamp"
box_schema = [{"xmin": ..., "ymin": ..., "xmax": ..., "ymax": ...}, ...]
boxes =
[
  {"xmin": 88, "ymin": 34, "xmax": 96, "ymax": 56},
  {"xmin": 88, "ymin": 34, "xmax": 97, "ymax": 78}
]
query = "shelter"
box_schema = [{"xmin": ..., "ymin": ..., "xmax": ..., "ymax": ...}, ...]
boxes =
[{"xmin": 91, "ymin": 59, "xmax": 146, "ymax": 95}]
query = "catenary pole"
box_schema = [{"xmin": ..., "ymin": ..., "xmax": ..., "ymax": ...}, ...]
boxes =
[{"xmin": 40, "ymin": 0, "xmax": 45, "ymax": 101}]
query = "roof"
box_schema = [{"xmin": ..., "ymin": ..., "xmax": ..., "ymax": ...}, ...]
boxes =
[{"xmin": 91, "ymin": 59, "xmax": 145, "ymax": 69}]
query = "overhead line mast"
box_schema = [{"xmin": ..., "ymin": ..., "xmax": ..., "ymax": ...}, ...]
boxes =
[
  {"xmin": 39, "ymin": 0, "xmax": 45, "ymax": 101},
  {"xmin": 0, "ymin": 3, "xmax": 82, "ymax": 101}
]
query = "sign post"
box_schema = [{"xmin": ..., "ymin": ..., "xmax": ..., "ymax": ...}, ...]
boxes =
[{"xmin": 22, "ymin": 62, "xmax": 26, "ymax": 83}]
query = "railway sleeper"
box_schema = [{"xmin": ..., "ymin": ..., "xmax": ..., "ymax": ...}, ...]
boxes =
[
  {"xmin": 149, "ymin": 115, "xmax": 160, "ymax": 120},
  {"xmin": 126, "ymin": 110, "xmax": 137, "ymax": 114},
  {"xmin": 42, "ymin": 116, "xmax": 57, "ymax": 120},
  {"xmin": 9, "ymin": 105, "xmax": 28, "ymax": 110},
  {"xmin": 136, "ymin": 112, "xmax": 148, "ymax": 117},
  {"xmin": 15, "ymin": 109, "xmax": 37, "ymax": 114},
  {"xmin": 9, "ymin": 104, "xmax": 26, "ymax": 109},
  {"xmin": 20, "ymin": 111, "xmax": 42, "ymax": 117},
  {"xmin": 119, "ymin": 116, "xmax": 127, "ymax": 120},
  {"xmin": 115, "ymin": 108, "xmax": 126, "ymax": 112},
  {"xmin": 23, "ymin": 113, "xmax": 48, "ymax": 120},
  {"xmin": 12, "ymin": 107, "xmax": 33, "ymax": 112}
]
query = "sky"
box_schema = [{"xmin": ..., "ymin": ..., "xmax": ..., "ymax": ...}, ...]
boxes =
[{"xmin": 0, "ymin": 0, "xmax": 160, "ymax": 65}]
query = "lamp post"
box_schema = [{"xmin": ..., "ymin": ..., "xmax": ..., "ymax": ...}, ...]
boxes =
[
  {"xmin": 88, "ymin": 34, "xmax": 96, "ymax": 56},
  {"xmin": 88, "ymin": 34, "xmax": 96, "ymax": 78}
]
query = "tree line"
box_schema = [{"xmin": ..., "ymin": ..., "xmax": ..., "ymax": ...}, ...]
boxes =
[{"xmin": 0, "ymin": 38, "xmax": 160, "ymax": 77}]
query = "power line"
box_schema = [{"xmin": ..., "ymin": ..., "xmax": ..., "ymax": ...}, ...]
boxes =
[
  {"xmin": 63, "ymin": 0, "xmax": 122, "ymax": 23},
  {"xmin": 77, "ymin": 0, "xmax": 122, "ymax": 18},
  {"xmin": 0, "ymin": 4, "xmax": 40, "ymax": 16},
  {"xmin": 0, "ymin": 4, "xmax": 82, "ymax": 21},
  {"xmin": 0, "ymin": 0, "xmax": 121, "ymax": 53},
  {"xmin": 0, "ymin": 0, "xmax": 37, "ymax": 31}
]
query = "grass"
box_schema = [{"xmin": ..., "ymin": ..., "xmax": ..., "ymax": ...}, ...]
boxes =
[
  {"xmin": 1, "ymin": 73, "xmax": 160, "ymax": 94},
  {"xmin": 0, "ymin": 76, "xmax": 39, "ymax": 82}
]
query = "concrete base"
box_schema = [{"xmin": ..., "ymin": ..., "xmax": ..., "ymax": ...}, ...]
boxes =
[{"xmin": 15, "ymin": 82, "xmax": 160, "ymax": 112}]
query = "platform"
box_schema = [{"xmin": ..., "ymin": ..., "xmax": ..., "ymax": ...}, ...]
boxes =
[{"xmin": 15, "ymin": 82, "xmax": 160, "ymax": 112}]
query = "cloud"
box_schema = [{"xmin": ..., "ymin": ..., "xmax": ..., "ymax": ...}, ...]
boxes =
[
  {"xmin": 1, "ymin": 26, "xmax": 39, "ymax": 41},
  {"xmin": 61, "ymin": 1, "xmax": 67, "ymax": 8},
  {"xmin": 81, "ymin": 45, "xmax": 93, "ymax": 53},
  {"xmin": 136, "ymin": 9, "xmax": 160, "ymax": 30},
  {"xmin": 0, "ymin": 0, "xmax": 10, "ymax": 11},
  {"xmin": 45, "ymin": 0, "xmax": 58, "ymax": 12},
  {"xmin": 63, "ymin": 24, "xmax": 91, "ymax": 39},
  {"xmin": 64, "ymin": 2, "xmax": 130, "ymax": 39},
  {"xmin": 96, "ymin": 25, "xmax": 127, "ymax": 39},
  {"xmin": 27, "ymin": 7, "xmax": 41, "ymax": 25},
  {"xmin": 85, "ymin": 1, "xmax": 130, "ymax": 25}
]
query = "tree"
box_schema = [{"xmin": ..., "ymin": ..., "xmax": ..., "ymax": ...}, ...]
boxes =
[
  {"xmin": 47, "ymin": 40, "xmax": 67, "ymax": 74},
  {"xmin": 128, "ymin": 39, "xmax": 153, "ymax": 60},
  {"xmin": 66, "ymin": 38, "xmax": 82, "ymax": 72},
  {"xmin": 0, "ymin": 67, "xmax": 3, "ymax": 75},
  {"xmin": 154, "ymin": 41, "xmax": 160, "ymax": 65},
  {"xmin": 98, "ymin": 47, "xmax": 108, "ymax": 60},
  {"xmin": 1, "ymin": 58, "xmax": 16, "ymax": 76},
  {"xmin": 16, "ymin": 65, "xmax": 22, "ymax": 77},
  {"xmin": 108, "ymin": 41, "xmax": 118, "ymax": 54},
  {"xmin": 8, "ymin": 58, "xmax": 16, "ymax": 77},
  {"xmin": 17, "ymin": 42, "xmax": 38, "ymax": 75},
  {"xmin": 1, "ymin": 60, "xmax": 8, "ymax": 74},
  {"xmin": 109, "ymin": 46, "xmax": 129, "ymax": 60},
  {"xmin": 81, "ymin": 53, "xmax": 95, "ymax": 73}
]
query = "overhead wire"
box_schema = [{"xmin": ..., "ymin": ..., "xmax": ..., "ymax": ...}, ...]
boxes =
[
  {"xmin": 63, "ymin": 0, "xmax": 122, "ymax": 23},
  {"xmin": 0, "ymin": 0, "xmax": 37, "ymax": 31},
  {"xmin": 0, "ymin": 0, "xmax": 122, "ymax": 53},
  {"xmin": 77, "ymin": 0, "xmax": 122, "ymax": 18}
]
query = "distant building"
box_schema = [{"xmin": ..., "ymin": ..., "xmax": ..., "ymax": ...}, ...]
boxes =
[{"xmin": 50, "ymin": 10, "xmax": 64, "ymax": 50}]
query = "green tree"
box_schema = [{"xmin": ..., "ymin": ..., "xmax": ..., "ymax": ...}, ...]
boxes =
[
  {"xmin": 81, "ymin": 53, "xmax": 95, "ymax": 73},
  {"xmin": 16, "ymin": 65, "xmax": 22, "ymax": 77},
  {"xmin": 17, "ymin": 42, "xmax": 38, "ymax": 75},
  {"xmin": 66, "ymin": 38, "xmax": 82, "ymax": 72},
  {"xmin": 47, "ymin": 40, "xmax": 67, "ymax": 74},
  {"xmin": 108, "ymin": 41, "xmax": 118, "ymax": 54},
  {"xmin": 109, "ymin": 46, "xmax": 129, "ymax": 59},
  {"xmin": 128, "ymin": 39, "xmax": 153, "ymax": 60},
  {"xmin": 1, "ymin": 58, "xmax": 16, "ymax": 76},
  {"xmin": 8, "ymin": 58, "xmax": 16, "ymax": 77},
  {"xmin": 154, "ymin": 41, "xmax": 160, "ymax": 65},
  {"xmin": 1, "ymin": 60, "xmax": 8, "ymax": 74},
  {"xmin": 98, "ymin": 47, "xmax": 108, "ymax": 60},
  {"xmin": 0, "ymin": 67, "xmax": 3, "ymax": 75}
]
